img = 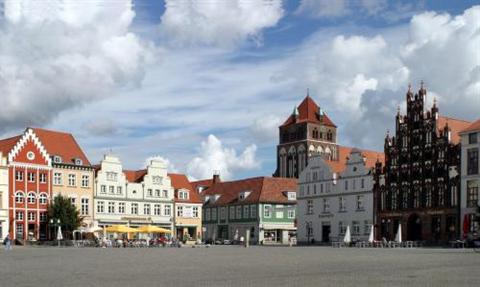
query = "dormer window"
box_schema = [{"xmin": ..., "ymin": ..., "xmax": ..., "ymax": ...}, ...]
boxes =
[
  {"xmin": 239, "ymin": 191, "xmax": 251, "ymax": 201},
  {"xmin": 286, "ymin": 192, "xmax": 296, "ymax": 201},
  {"xmin": 74, "ymin": 158, "xmax": 83, "ymax": 166},
  {"xmin": 179, "ymin": 190, "xmax": 189, "ymax": 200},
  {"xmin": 53, "ymin": 156, "xmax": 62, "ymax": 163}
]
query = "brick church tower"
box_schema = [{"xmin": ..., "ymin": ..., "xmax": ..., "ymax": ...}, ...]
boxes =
[{"xmin": 274, "ymin": 93, "xmax": 337, "ymax": 178}]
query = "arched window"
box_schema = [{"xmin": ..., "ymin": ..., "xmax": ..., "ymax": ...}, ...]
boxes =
[
  {"xmin": 39, "ymin": 193, "xmax": 48, "ymax": 205},
  {"xmin": 28, "ymin": 192, "xmax": 36, "ymax": 204},
  {"xmin": 15, "ymin": 191, "xmax": 24, "ymax": 203}
]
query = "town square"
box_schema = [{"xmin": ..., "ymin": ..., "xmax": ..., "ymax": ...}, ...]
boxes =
[{"xmin": 0, "ymin": 1, "xmax": 479, "ymax": 287}]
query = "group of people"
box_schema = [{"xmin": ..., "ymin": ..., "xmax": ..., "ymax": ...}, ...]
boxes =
[
  {"xmin": 3, "ymin": 234, "xmax": 12, "ymax": 250},
  {"xmin": 98, "ymin": 235, "xmax": 172, "ymax": 248}
]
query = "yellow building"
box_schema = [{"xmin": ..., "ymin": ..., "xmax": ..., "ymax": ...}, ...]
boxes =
[
  {"xmin": 34, "ymin": 128, "xmax": 94, "ymax": 227},
  {"xmin": 169, "ymin": 173, "xmax": 202, "ymax": 242}
]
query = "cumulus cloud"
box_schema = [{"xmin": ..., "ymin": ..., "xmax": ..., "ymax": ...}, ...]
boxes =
[
  {"xmin": 159, "ymin": 0, "xmax": 284, "ymax": 47},
  {"xmin": 283, "ymin": 5, "xmax": 480, "ymax": 150},
  {"xmin": 295, "ymin": 0, "xmax": 349, "ymax": 18},
  {"xmin": 0, "ymin": 0, "xmax": 151, "ymax": 133},
  {"xmin": 186, "ymin": 135, "xmax": 259, "ymax": 180},
  {"xmin": 250, "ymin": 115, "xmax": 282, "ymax": 143}
]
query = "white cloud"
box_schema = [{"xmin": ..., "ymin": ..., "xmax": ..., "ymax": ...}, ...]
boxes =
[
  {"xmin": 186, "ymin": 135, "xmax": 259, "ymax": 180},
  {"xmin": 295, "ymin": 0, "xmax": 349, "ymax": 18},
  {"xmin": 250, "ymin": 115, "xmax": 282, "ymax": 143},
  {"xmin": 159, "ymin": 0, "xmax": 284, "ymax": 47},
  {"xmin": 0, "ymin": 0, "xmax": 151, "ymax": 133}
]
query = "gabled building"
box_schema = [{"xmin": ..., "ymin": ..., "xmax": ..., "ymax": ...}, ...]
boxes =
[
  {"xmin": 169, "ymin": 173, "xmax": 202, "ymax": 242},
  {"xmin": 201, "ymin": 176, "xmax": 297, "ymax": 245},
  {"xmin": 93, "ymin": 155, "xmax": 174, "ymax": 233},
  {"xmin": 459, "ymin": 119, "xmax": 480, "ymax": 237},
  {"xmin": 373, "ymin": 85, "xmax": 472, "ymax": 243},
  {"xmin": 274, "ymin": 94, "xmax": 338, "ymax": 178},
  {"xmin": 0, "ymin": 152, "xmax": 8, "ymax": 239},
  {"xmin": 0, "ymin": 128, "xmax": 53, "ymax": 241},
  {"xmin": 297, "ymin": 148, "xmax": 384, "ymax": 244},
  {"xmin": 33, "ymin": 128, "xmax": 94, "ymax": 228}
]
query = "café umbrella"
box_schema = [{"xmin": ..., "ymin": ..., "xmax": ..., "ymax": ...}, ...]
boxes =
[
  {"xmin": 106, "ymin": 225, "xmax": 138, "ymax": 233},
  {"xmin": 368, "ymin": 225, "xmax": 375, "ymax": 243},
  {"xmin": 137, "ymin": 225, "xmax": 172, "ymax": 234},
  {"xmin": 395, "ymin": 224, "xmax": 402, "ymax": 243},
  {"xmin": 343, "ymin": 225, "xmax": 351, "ymax": 244}
]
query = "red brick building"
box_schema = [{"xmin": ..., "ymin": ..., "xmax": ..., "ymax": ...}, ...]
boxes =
[{"xmin": 0, "ymin": 128, "xmax": 53, "ymax": 241}]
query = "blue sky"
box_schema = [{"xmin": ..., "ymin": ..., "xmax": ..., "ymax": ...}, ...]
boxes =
[{"xmin": 0, "ymin": 0, "xmax": 479, "ymax": 180}]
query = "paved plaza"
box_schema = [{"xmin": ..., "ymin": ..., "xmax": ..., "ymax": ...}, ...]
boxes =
[{"xmin": 1, "ymin": 246, "xmax": 479, "ymax": 287}]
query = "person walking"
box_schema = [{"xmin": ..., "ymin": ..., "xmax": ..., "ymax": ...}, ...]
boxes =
[{"xmin": 4, "ymin": 234, "xmax": 12, "ymax": 251}]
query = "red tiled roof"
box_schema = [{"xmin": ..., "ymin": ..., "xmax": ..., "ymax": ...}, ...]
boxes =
[
  {"xmin": 191, "ymin": 179, "xmax": 214, "ymax": 193},
  {"xmin": 169, "ymin": 173, "xmax": 202, "ymax": 204},
  {"xmin": 437, "ymin": 116, "xmax": 472, "ymax": 144},
  {"xmin": 281, "ymin": 96, "xmax": 336, "ymax": 128},
  {"xmin": 324, "ymin": 146, "xmax": 384, "ymax": 173},
  {"xmin": 124, "ymin": 169, "xmax": 147, "ymax": 183},
  {"xmin": 460, "ymin": 118, "xmax": 480, "ymax": 134},
  {"xmin": 0, "ymin": 135, "xmax": 22, "ymax": 157},
  {"xmin": 32, "ymin": 128, "xmax": 91, "ymax": 166},
  {"xmin": 203, "ymin": 176, "xmax": 297, "ymax": 207}
]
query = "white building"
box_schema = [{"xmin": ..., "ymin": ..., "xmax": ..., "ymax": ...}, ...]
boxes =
[
  {"xmin": 93, "ymin": 155, "xmax": 174, "ymax": 233},
  {"xmin": 297, "ymin": 148, "xmax": 383, "ymax": 244},
  {"xmin": 460, "ymin": 119, "xmax": 480, "ymax": 236},
  {"xmin": 0, "ymin": 152, "xmax": 8, "ymax": 239}
]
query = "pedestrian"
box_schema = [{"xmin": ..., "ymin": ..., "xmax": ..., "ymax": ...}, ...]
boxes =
[
  {"xmin": 4, "ymin": 234, "xmax": 12, "ymax": 251},
  {"xmin": 239, "ymin": 236, "xmax": 244, "ymax": 247}
]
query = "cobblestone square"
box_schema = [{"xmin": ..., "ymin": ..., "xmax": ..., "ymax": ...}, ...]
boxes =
[{"xmin": 1, "ymin": 246, "xmax": 479, "ymax": 287}]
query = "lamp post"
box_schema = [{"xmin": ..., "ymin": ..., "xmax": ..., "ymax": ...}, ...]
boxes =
[{"xmin": 49, "ymin": 219, "xmax": 53, "ymax": 241}]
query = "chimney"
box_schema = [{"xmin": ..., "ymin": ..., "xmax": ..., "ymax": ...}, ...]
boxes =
[{"xmin": 212, "ymin": 171, "xmax": 221, "ymax": 184}]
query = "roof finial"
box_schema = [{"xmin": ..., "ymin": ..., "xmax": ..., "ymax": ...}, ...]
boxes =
[{"xmin": 292, "ymin": 105, "xmax": 299, "ymax": 117}]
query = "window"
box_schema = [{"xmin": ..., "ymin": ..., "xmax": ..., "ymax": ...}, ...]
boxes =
[
  {"xmin": 70, "ymin": 197, "xmax": 76, "ymax": 206},
  {"xmin": 339, "ymin": 196, "xmax": 346, "ymax": 212},
  {"xmin": 81, "ymin": 175, "xmax": 89, "ymax": 188},
  {"xmin": 264, "ymin": 205, "xmax": 272, "ymax": 218},
  {"xmin": 68, "ymin": 174, "xmax": 76, "ymax": 186},
  {"xmin": 16, "ymin": 224, "xmax": 23, "ymax": 238},
  {"xmin": 28, "ymin": 172, "xmax": 35, "ymax": 182},
  {"xmin": 148, "ymin": 189, "xmax": 153, "ymax": 197},
  {"xmin": 118, "ymin": 202, "xmax": 125, "ymax": 214},
  {"xmin": 106, "ymin": 172, "xmax": 118, "ymax": 181},
  {"xmin": 116, "ymin": 186, "xmax": 122, "ymax": 195},
  {"xmin": 243, "ymin": 206, "xmax": 249, "ymax": 218},
  {"xmin": 353, "ymin": 179, "xmax": 356, "ymax": 190},
  {"xmin": 220, "ymin": 207, "xmax": 226, "ymax": 220},
  {"xmin": 53, "ymin": 155, "xmax": 62, "ymax": 163},
  {"xmin": 467, "ymin": 181, "xmax": 479, "ymax": 207},
  {"xmin": 97, "ymin": 201, "xmax": 105, "ymax": 213},
  {"xmin": 361, "ymin": 178, "xmax": 365, "ymax": 189},
  {"xmin": 306, "ymin": 200, "xmax": 313, "ymax": 215},
  {"xmin": 81, "ymin": 198, "xmax": 89, "ymax": 215},
  {"xmin": 356, "ymin": 195, "xmax": 364, "ymax": 210},
  {"xmin": 28, "ymin": 212, "xmax": 35, "ymax": 221},
  {"xmin": 467, "ymin": 148, "xmax": 479, "ymax": 175},
  {"xmin": 236, "ymin": 206, "xmax": 242, "ymax": 219},
  {"xmin": 288, "ymin": 209, "xmax": 295, "ymax": 219},
  {"xmin": 179, "ymin": 190, "xmax": 189, "ymax": 200},
  {"xmin": 212, "ymin": 208, "xmax": 217, "ymax": 220},
  {"xmin": 425, "ymin": 187, "xmax": 432, "ymax": 208},
  {"xmin": 469, "ymin": 133, "xmax": 478, "ymax": 144},
  {"xmin": 250, "ymin": 205, "xmax": 257, "ymax": 218},
  {"xmin": 53, "ymin": 172, "xmax": 62, "ymax": 185},
  {"xmin": 108, "ymin": 202, "xmax": 115, "ymax": 213},
  {"xmin": 16, "ymin": 211, "xmax": 24, "ymax": 220},
  {"xmin": 109, "ymin": 186, "xmax": 114, "ymax": 194},
  {"xmin": 144, "ymin": 204, "xmax": 150, "ymax": 215},
  {"xmin": 100, "ymin": 185, "xmax": 106, "ymax": 194},
  {"xmin": 177, "ymin": 206, "xmax": 183, "ymax": 217},
  {"xmin": 353, "ymin": 221, "xmax": 360, "ymax": 235},
  {"xmin": 15, "ymin": 171, "xmax": 24, "ymax": 181},
  {"xmin": 193, "ymin": 206, "xmax": 199, "ymax": 218},
  {"xmin": 230, "ymin": 206, "xmax": 235, "ymax": 219},
  {"xmin": 155, "ymin": 189, "xmax": 161, "ymax": 197},
  {"xmin": 74, "ymin": 158, "xmax": 83, "ymax": 166},
  {"xmin": 344, "ymin": 180, "xmax": 348, "ymax": 191},
  {"xmin": 154, "ymin": 204, "xmax": 161, "ymax": 215},
  {"xmin": 152, "ymin": 176, "xmax": 162, "ymax": 184},
  {"xmin": 339, "ymin": 221, "xmax": 346, "ymax": 235},
  {"xmin": 323, "ymin": 198, "xmax": 330, "ymax": 213},
  {"xmin": 131, "ymin": 203, "xmax": 138, "ymax": 215},
  {"xmin": 28, "ymin": 192, "xmax": 36, "ymax": 203},
  {"xmin": 163, "ymin": 190, "xmax": 168, "ymax": 198},
  {"xmin": 40, "ymin": 173, "xmax": 47, "ymax": 183},
  {"xmin": 164, "ymin": 205, "xmax": 171, "ymax": 216},
  {"xmin": 15, "ymin": 192, "xmax": 24, "ymax": 203},
  {"xmin": 205, "ymin": 209, "xmax": 211, "ymax": 221},
  {"xmin": 364, "ymin": 221, "xmax": 371, "ymax": 235},
  {"xmin": 39, "ymin": 193, "xmax": 47, "ymax": 204},
  {"xmin": 39, "ymin": 213, "xmax": 47, "ymax": 222}
]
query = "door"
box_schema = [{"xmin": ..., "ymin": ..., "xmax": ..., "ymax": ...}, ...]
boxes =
[
  {"xmin": 407, "ymin": 214, "xmax": 422, "ymax": 241},
  {"xmin": 322, "ymin": 224, "xmax": 331, "ymax": 242}
]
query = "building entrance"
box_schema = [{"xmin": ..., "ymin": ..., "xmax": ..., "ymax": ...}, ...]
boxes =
[
  {"xmin": 322, "ymin": 224, "xmax": 331, "ymax": 242},
  {"xmin": 407, "ymin": 214, "xmax": 422, "ymax": 241}
]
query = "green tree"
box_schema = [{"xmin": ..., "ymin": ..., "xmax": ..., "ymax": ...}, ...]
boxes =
[{"xmin": 47, "ymin": 195, "xmax": 82, "ymax": 239}]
